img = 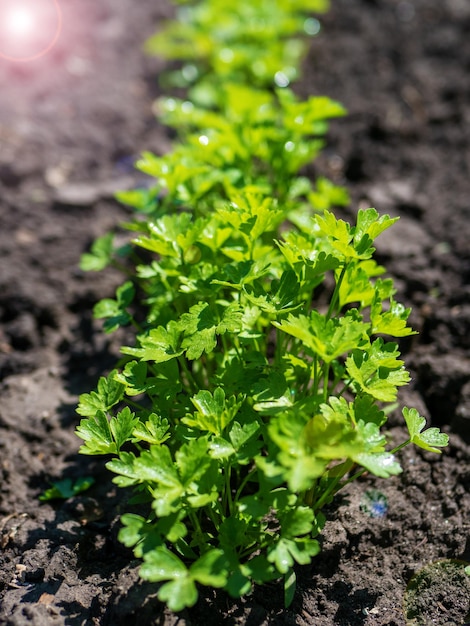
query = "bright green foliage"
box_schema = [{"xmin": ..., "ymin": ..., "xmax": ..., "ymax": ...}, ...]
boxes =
[
  {"xmin": 403, "ymin": 408, "xmax": 449, "ymax": 453},
  {"xmin": 39, "ymin": 476, "xmax": 95, "ymax": 501},
  {"xmin": 145, "ymin": 0, "xmax": 329, "ymax": 97},
  {"xmin": 76, "ymin": 0, "xmax": 448, "ymax": 612},
  {"xmin": 136, "ymin": 86, "xmax": 346, "ymax": 218},
  {"xmin": 79, "ymin": 233, "xmax": 115, "ymax": 271},
  {"xmin": 77, "ymin": 194, "xmax": 447, "ymax": 608},
  {"xmin": 93, "ymin": 282, "xmax": 135, "ymax": 333}
]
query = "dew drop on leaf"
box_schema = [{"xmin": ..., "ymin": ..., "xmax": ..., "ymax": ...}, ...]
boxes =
[{"xmin": 304, "ymin": 18, "xmax": 321, "ymax": 36}]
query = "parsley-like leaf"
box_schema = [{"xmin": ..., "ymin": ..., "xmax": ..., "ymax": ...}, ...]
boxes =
[{"xmin": 403, "ymin": 408, "xmax": 449, "ymax": 453}]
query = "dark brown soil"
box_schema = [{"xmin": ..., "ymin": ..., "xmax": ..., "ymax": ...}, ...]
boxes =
[{"xmin": 1, "ymin": 1, "xmax": 469, "ymax": 624}]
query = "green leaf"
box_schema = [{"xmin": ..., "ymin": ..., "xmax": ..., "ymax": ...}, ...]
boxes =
[
  {"xmin": 213, "ymin": 259, "xmax": 270, "ymax": 290},
  {"xmin": 403, "ymin": 408, "xmax": 449, "ymax": 453},
  {"xmin": 179, "ymin": 302, "xmax": 242, "ymax": 360},
  {"xmin": 346, "ymin": 339, "xmax": 410, "ymax": 402},
  {"xmin": 338, "ymin": 261, "xmax": 382, "ymax": 309},
  {"xmin": 313, "ymin": 208, "xmax": 396, "ymax": 261},
  {"xmin": 39, "ymin": 477, "xmax": 95, "ymax": 501},
  {"xmin": 175, "ymin": 437, "xmax": 213, "ymax": 488},
  {"xmin": 184, "ymin": 388, "xmax": 242, "ymax": 435},
  {"xmin": 140, "ymin": 546, "xmax": 188, "ymax": 582},
  {"xmin": 242, "ymin": 554, "xmax": 278, "ymax": 585},
  {"xmin": 189, "ymin": 549, "xmax": 229, "ymax": 587},
  {"xmin": 179, "ymin": 302, "xmax": 218, "ymax": 359},
  {"xmin": 279, "ymin": 505, "xmax": 315, "ymax": 538},
  {"xmin": 77, "ymin": 406, "xmax": 137, "ymax": 456},
  {"xmin": 115, "ymin": 360, "xmax": 182, "ymax": 399},
  {"xmin": 134, "ymin": 446, "xmax": 181, "ymax": 487},
  {"xmin": 76, "ymin": 370, "xmax": 125, "ymax": 417},
  {"xmin": 158, "ymin": 578, "xmax": 198, "ymax": 612},
  {"xmin": 109, "ymin": 407, "xmax": 138, "ymax": 451},
  {"xmin": 268, "ymin": 412, "xmax": 326, "ymax": 491},
  {"xmin": 115, "ymin": 187, "xmax": 159, "ymax": 212},
  {"xmin": 274, "ymin": 310, "xmax": 369, "ymax": 363},
  {"xmin": 284, "ymin": 568, "xmax": 296, "ymax": 608},
  {"xmin": 208, "ymin": 436, "xmax": 235, "ymax": 459},
  {"xmin": 219, "ymin": 517, "xmax": 249, "ymax": 550},
  {"xmin": 244, "ymin": 270, "xmax": 301, "ymax": 315},
  {"xmin": 371, "ymin": 295, "xmax": 417, "ymax": 338},
  {"xmin": 76, "ymin": 410, "xmax": 116, "ymax": 455},
  {"xmin": 122, "ymin": 321, "xmax": 183, "ymax": 363},
  {"xmin": 267, "ymin": 537, "xmax": 320, "ymax": 574},
  {"xmin": 134, "ymin": 213, "xmax": 188, "ymax": 257},
  {"xmin": 353, "ymin": 208, "xmax": 398, "ymax": 245},
  {"xmin": 277, "ymin": 233, "xmax": 340, "ymax": 281},
  {"xmin": 80, "ymin": 233, "xmax": 115, "ymax": 272},
  {"xmin": 132, "ymin": 413, "xmax": 171, "ymax": 445},
  {"xmin": 304, "ymin": 409, "xmax": 358, "ymax": 461},
  {"xmin": 354, "ymin": 394, "xmax": 387, "ymax": 427},
  {"xmin": 118, "ymin": 514, "xmax": 149, "ymax": 548},
  {"xmin": 313, "ymin": 210, "xmax": 356, "ymax": 260},
  {"xmin": 228, "ymin": 418, "xmax": 262, "ymax": 463},
  {"xmin": 226, "ymin": 569, "xmax": 252, "ymax": 599},
  {"xmin": 106, "ymin": 451, "xmax": 140, "ymax": 487},
  {"xmin": 308, "ymin": 177, "xmax": 349, "ymax": 212},
  {"xmin": 93, "ymin": 281, "xmax": 135, "ymax": 333},
  {"xmin": 354, "ymin": 451, "xmax": 402, "ymax": 478}
]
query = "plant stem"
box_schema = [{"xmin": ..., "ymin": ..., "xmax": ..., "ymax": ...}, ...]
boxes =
[
  {"xmin": 188, "ymin": 510, "xmax": 206, "ymax": 552},
  {"xmin": 224, "ymin": 462, "xmax": 234, "ymax": 516},
  {"xmin": 234, "ymin": 467, "xmax": 257, "ymax": 503},
  {"xmin": 326, "ymin": 264, "xmax": 347, "ymax": 321},
  {"xmin": 312, "ymin": 460, "xmax": 354, "ymax": 512},
  {"xmin": 125, "ymin": 398, "xmax": 149, "ymax": 412},
  {"xmin": 178, "ymin": 356, "xmax": 199, "ymax": 394},
  {"xmin": 322, "ymin": 362, "xmax": 330, "ymax": 403}
]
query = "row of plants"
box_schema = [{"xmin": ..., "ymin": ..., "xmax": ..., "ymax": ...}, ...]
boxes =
[{"xmin": 76, "ymin": 0, "xmax": 448, "ymax": 611}]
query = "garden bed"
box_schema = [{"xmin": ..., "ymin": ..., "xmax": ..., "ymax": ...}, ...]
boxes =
[{"xmin": 0, "ymin": 0, "xmax": 469, "ymax": 624}]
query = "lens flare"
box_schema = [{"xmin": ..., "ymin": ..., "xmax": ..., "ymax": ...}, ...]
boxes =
[
  {"xmin": 5, "ymin": 7, "xmax": 35, "ymax": 36},
  {"xmin": 0, "ymin": 0, "xmax": 62, "ymax": 62}
]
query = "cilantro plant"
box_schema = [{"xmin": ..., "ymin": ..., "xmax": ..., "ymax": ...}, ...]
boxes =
[{"xmin": 76, "ymin": 0, "xmax": 448, "ymax": 612}]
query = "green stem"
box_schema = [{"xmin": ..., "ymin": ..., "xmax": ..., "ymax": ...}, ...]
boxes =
[
  {"xmin": 390, "ymin": 439, "xmax": 412, "ymax": 455},
  {"xmin": 312, "ymin": 460, "xmax": 354, "ymax": 512},
  {"xmin": 110, "ymin": 259, "xmax": 135, "ymax": 279},
  {"xmin": 275, "ymin": 327, "xmax": 283, "ymax": 367},
  {"xmin": 207, "ymin": 505, "xmax": 222, "ymax": 534},
  {"xmin": 224, "ymin": 462, "xmax": 234, "ymax": 517},
  {"xmin": 311, "ymin": 355, "xmax": 320, "ymax": 400},
  {"xmin": 322, "ymin": 362, "xmax": 330, "ymax": 403},
  {"xmin": 188, "ymin": 510, "xmax": 206, "ymax": 552},
  {"xmin": 234, "ymin": 467, "xmax": 257, "ymax": 503},
  {"xmin": 178, "ymin": 356, "xmax": 199, "ymax": 394},
  {"xmin": 332, "ymin": 381, "xmax": 350, "ymax": 399},
  {"xmin": 125, "ymin": 398, "xmax": 149, "ymax": 412},
  {"xmin": 326, "ymin": 264, "xmax": 347, "ymax": 321}
]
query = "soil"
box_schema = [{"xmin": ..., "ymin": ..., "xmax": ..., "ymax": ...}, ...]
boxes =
[{"xmin": 0, "ymin": 0, "xmax": 469, "ymax": 624}]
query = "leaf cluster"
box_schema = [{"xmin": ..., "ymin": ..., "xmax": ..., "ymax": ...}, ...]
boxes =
[
  {"xmin": 145, "ymin": 0, "xmax": 330, "ymax": 97},
  {"xmin": 76, "ymin": 0, "xmax": 448, "ymax": 612}
]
